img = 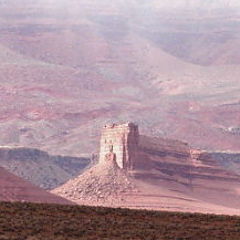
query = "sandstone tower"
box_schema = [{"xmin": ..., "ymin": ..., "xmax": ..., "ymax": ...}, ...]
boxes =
[{"xmin": 99, "ymin": 123, "xmax": 139, "ymax": 170}]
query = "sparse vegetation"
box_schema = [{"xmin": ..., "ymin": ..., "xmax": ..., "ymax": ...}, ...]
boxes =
[{"xmin": 0, "ymin": 202, "xmax": 240, "ymax": 240}]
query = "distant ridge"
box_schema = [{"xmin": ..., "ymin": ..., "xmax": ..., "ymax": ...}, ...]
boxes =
[
  {"xmin": 0, "ymin": 166, "xmax": 72, "ymax": 204},
  {"xmin": 0, "ymin": 0, "xmax": 240, "ymax": 156},
  {"xmin": 0, "ymin": 146, "xmax": 90, "ymax": 190}
]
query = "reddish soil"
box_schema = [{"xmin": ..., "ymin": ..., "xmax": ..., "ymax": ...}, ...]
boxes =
[
  {"xmin": 0, "ymin": 166, "xmax": 72, "ymax": 204},
  {"xmin": 0, "ymin": 1, "xmax": 240, "ymax": 156}
]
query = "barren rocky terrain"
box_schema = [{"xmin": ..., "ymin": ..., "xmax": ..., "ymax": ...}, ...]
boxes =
[
  {"xmin": 53, "ymin": 133, "xmax": 240, "ymax": 215},
  {"xmin": 0, "ymin": 0, "xmax": 240, "ymax": 217},
  {"xmin": 0, "ymin": 147, "xmax": 90, "ymax": 189},
  {"xmin": 0, "ymin": 0, "xmax": 239, "ymax": 157}
]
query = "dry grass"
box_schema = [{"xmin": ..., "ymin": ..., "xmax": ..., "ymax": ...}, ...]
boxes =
[{"xmin": 0, "ymin": 201, "xmax": 240, "ymax": 240}]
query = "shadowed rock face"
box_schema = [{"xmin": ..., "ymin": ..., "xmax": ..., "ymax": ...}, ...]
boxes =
[
  {"xmin": 53, "ymin": 124, "xmax": 240, "ymax": 215},
  {"xmin": 0, "ymin": 166, "xmax": 71, "ymax": 204},
  {"xmin": 0, "ymin": 147, "xmax": 90, "ymax": 190},
  {"xmin": 136, "ymin": 136, "xmax": 240, "ymax": 206}
]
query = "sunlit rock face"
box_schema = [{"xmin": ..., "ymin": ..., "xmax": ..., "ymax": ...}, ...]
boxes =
[
  {"xmin": 53, "ymin": 124, "xmax": 240, "ymax": 215},
  {"xmin": 99, "ymin": 123, "xmax": 139, "ymax": 170}
]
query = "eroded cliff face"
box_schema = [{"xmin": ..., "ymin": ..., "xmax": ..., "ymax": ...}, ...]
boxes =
[
  {"xmin": 136, "ymin": 136, "xmax": 240, "ymax": 209},
  {"xmin": 201, "ymin": 152, "xmax": 240, "ymax": 176},
  {"xmin": 99, "ymin": 123, "xmax": 139, "ymax": 170},
  {"xmin": 0, "ymin": 147, "xmax": 90, "ymax": 190},
  {"xmin": 136, "ymin": 136, "xmax": 240, "ymax": 183},
  {"xmin": 53, "ymin": 123, "xmax": 240, "ymax": 215}
]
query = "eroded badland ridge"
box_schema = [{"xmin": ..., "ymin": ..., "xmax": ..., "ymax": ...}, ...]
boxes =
[
  {"xmin": 0, "ymin": 1, "xmax": 240, "ymax": 156},
  {"xmin": 53, "ymin": 123, "xmax": 240, "ymax": 215},
  {"xmin": 0, "ymin": 1, "xmax": 240, "ymax": 215},
  {"xmin": 0, "ymin": 147, "xmax": 90, "ymax": 190}
]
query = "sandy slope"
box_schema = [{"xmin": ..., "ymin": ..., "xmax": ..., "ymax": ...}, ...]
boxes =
[{"xmin": 0, "ymin": 166, "xmax": 72, "ymax": 204}]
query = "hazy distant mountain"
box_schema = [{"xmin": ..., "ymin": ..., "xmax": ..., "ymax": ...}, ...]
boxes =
[
  {"xmin": 146, "ymin": 0, "xmax": 240, "ymax": 9},
  {"xmin": 0, "ymin": 0, "xmax": 239, "ymax": 156}
]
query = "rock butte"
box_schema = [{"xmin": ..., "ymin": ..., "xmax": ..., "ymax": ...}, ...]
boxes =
[
  {"xmin": 53, "ymin": 123, "xmax": 240, "ymax": 215},
  {"xmin": 99, "ymin": 122, "xmax": 139, "ymax": 170}
]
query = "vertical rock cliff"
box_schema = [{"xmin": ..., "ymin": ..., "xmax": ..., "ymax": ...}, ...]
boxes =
[
  {"xmin": 53, "ymin": 123, "xmax": 240, "ymax": 215},
  {"xmin": 99, "ymin": 123, "xmax": 139, "ymax": 170}
]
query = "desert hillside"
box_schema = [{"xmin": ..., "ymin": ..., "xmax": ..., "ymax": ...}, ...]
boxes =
[
  {"xmin": 0, "ymin": 0, "xmax": 239, "ymax": 156},
  {"xmin": 0, "ymin": 166, "xmax": 71, "ymax": 204},
  {"xmin": 0, "ymin": 147, "xmax": 90, "ymax": 189}
]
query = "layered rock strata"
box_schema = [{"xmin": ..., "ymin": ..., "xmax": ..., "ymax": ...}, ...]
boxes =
[
  {"xmin": 53, "ymin": 123, "xmax": 240, "ymax": 215},
  {"xmin": 0, "ymin": 147, "xmax": 90, "ymax": 190},
  {"xmin": 99, "ymin": 123, "xmax": 139, "ymax": 170}
]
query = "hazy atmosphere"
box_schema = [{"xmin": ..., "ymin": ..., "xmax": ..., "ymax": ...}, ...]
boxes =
[
  {"xmin": 0, "ymin": 0, "xmax": 239, "ymax": 157},
  {"xmin": 1, "ymin": 1, "xmax": 240, "ymax": 236}
]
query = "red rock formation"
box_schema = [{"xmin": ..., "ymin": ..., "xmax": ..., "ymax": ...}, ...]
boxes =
[
  {"xmin": 99, "ymin": 123, "xmax": 139, "ymax": 170},
  {"xmin": 53, "ymin": 123, "xmax": 240, "ymax": 215}
]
